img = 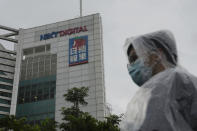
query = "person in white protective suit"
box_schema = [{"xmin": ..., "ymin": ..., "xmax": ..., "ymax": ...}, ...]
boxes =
[{"xmin": 121, "ymin": 30, "xmax": 197, "ymax": 131}]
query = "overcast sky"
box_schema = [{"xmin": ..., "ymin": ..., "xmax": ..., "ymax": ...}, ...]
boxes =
[{"xmin": 1, "ymin": 0, "xmax": 197, "ymax": 114}]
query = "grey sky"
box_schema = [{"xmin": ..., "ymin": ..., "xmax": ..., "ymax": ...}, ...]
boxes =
[{"xmin": 1, "ymin": 0, "xmax": 197, "ymax": 114}]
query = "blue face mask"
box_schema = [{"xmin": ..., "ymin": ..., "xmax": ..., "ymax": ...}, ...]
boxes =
[{"xmin": 127, "ymin": 58, "xmax": 152, "ymax": 86}]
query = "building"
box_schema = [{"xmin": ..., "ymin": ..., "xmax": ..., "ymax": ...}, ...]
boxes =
[
  {"xmin": 10, "ymin": 13, "xmax": 106, "ymax": 124},
  {"xmin": 0, "ymin": 43, "xmax": 16, "ymax": 118}
]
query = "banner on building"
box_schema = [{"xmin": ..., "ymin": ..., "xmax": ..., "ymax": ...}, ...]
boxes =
[{"xmin": 69, "ymin": 36, "xmax": 88, "ymax": 66}]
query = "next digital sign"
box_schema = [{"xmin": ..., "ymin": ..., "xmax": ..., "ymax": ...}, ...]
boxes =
[{"xmin": 40, "ymin": 26, "xmax": 88, "ymax": 41}]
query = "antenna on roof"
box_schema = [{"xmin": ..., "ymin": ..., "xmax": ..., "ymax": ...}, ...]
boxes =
[{"xmin": 80, "ymin": 0, "xmax": 82, "ymax": 17}]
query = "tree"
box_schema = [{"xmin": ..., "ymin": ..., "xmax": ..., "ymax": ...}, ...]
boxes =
[
  {"xmin": 60, "ymin": 86, "xmax": 93, "ymax": 131},
  {"xmin": 63, "ymin": 87, "xmax": 89, "ymax": 117},
  {"xmin": 60, "ymin": 87, "xmax": 122, "ymax": 131},
  {"xmin": 0, "ymin": 115, "xmax": 57, "ymax": 131},
  {"xmin": 97, "ymin": 114, "xmax": 123, "ymax": 131},
  {"xmin": 40, "ymin": 118, "xmax": 57, "ymax": 131},
  {"xmin": 0, "ymin": 115, "xmax": 38, "ymax": 131}
]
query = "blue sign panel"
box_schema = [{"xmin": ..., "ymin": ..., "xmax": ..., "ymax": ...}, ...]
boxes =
[{"xmin": 69, "ymin": 36, "xmax": 88, "ymax": 66}]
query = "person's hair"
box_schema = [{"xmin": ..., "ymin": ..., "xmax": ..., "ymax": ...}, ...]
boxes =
[{"xmin": 127, "ymin": 44, "xmax": 133, "ymax": 56}]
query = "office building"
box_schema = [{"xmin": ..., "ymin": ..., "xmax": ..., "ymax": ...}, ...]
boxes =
[
  {"xmin": 0, "ymin": 43, "xmax": 16, "ymax": 118},
  {"xmin": 10, "ymin": 13, "xmax": 106, "ymax": 124}
]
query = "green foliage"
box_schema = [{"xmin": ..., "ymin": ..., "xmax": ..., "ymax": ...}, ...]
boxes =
[
  {"xmin": 40, "ymin": 118, "xmax": 57, "ymax": 131},
  {"xmin": 0, "ymin": 115, "xmax": 28, "ymax": 131},
  {"xmin": 60, "ymin": 86, "xmax": 122, "ymax": 131},
  {"xmin": 97, "ymin": 114, "xmax": 123, "ymax": 131},
  {"xmin": 64, "ymin": 87, "xmax": 89, "ymax": 108},
  {"xmin": 63, "ymin": 87, "xmax": 89, "ymax": 117},
  {"xmin": 60, "ymin": 112, "xmax": 98, "ymax": 131},
  {"xmin": 0, "ymin": 115, "xmax": 57, "ymax": 131},
  {"xmin": 105, "ymin": 114, "xmax": 123, "ymax": 127}
]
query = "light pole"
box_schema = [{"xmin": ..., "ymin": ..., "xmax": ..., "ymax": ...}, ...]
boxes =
[{"xmin": 80, "ymin": 0, "xmax": 82, "ymax": 17}]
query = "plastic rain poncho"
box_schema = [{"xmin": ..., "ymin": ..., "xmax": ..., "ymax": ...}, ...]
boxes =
[{"xmin": 121, "ymin": 30, "xmax": 197, "ymax": 131}]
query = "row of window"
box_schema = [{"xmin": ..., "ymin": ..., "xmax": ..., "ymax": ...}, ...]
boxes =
[
  {"xmin": 0, "ymin": 91, "xmax": 12, "ymax": 98},
  {"xmin": 0, "ymin": 114, "xmax": 6, "ymax": 118},
  {"xmin": 28, "ymin": 118, "xmax": 54, "ymax": 126},
  {"xmin": 0, "ymin": 84, "xmax": 12, "ymax": 90},
  {"xmin": 22, "ymin": 54, "xmax": 57, "ymax": 64},
  {"xmin": 0, "ymin": 98, "xmax": 11, "ymax": 105},
  {"xmin": 0, "ymin": 106, "xmax": 10, "ymax": 112},
  {"xmin": 18, "ymin": 81, "xmax": 56, "ymax": 104},
  {"xmin": 20, "ymin": 54, "xmax": 57, "ymax": 80},
  {"xmin": 0, "ymin": 71, "xmax": 5, "ymax": 75},
  {"xmin": 19, "ymin": 81, "xmax": 56, "ymax": 91},
  {"xmin": 23, "ymin": 45, "xmax": 50, "ymax": 56},
  {"xmin": 0, "ymin": 77, "xmax": 13, "ymax": 84}
]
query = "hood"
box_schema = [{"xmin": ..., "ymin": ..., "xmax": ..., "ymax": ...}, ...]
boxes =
[{"xmin": 124, "ymin": 30, "xmax": 178, "ymax": 66}]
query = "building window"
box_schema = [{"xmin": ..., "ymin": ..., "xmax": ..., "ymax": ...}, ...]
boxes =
[
  {"xmin": 23, "ymin": 48, "xmax": 33, "ymax": 56},
  {"xmin": 35, "ymin": 45, "xmax": 45, "ymax": 53},
  {"xmin": 0, "ymin": 77, "xmax": 13, "ymax": 84},
  {"xmin": 0, "ymin": 98, "xmax": 11, "ymax": 104},
  {"xmin": 0, "ymin": 84, "xmax": 12, "ymax": 90},
  {"xmin": 25, "ymin": 88, "xmax": 30, "ymax": 103},
  {"xmin": 37, "ymin": 87, "xmax": 43, "ymax": 101},
  {"xmin": 46, "ymin": 45, "xmax": 50, "ymax": 51},
  {"xmin": 18, "ymin": 79, "xmax": 56, "ymax": 104},
  {"xmin": 50, "ymin": 86, "xmax": 55, "ymax": 99},
  {"xmin": 0, "ymin": 91, "xmax": 12, "ymax": 97},
  {"xmin": 43, "ymin": 86, "xmax": 49, "ymax": 100},
  {"xmin": 0, "ymin": 71, "xmax": 5, "ymax": 75},
  {"xmin": 0, "ymin": 106, "xmax": 10, "ymax": 112}
]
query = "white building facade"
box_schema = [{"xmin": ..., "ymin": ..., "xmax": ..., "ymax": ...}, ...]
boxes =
[{"xmin": 11, "ymin": 14, "xmax": 106, "ymax": 124}]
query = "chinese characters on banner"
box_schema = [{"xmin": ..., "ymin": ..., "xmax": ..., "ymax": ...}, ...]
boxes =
[{"xmin": 69, "ymin": 36, "xmax": 88, "ymax": 66}]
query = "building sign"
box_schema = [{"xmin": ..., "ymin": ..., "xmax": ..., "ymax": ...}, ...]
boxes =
[
  {"xmin": 40, "ymin": 26, "xmax": 88, "ymax": 41},
  {"xmin": 69, "ymin": 36, "xmax": 88, "ymax": 66}
]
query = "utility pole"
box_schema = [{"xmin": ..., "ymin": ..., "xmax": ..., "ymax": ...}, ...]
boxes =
[{"xmin": 80, "ymin": 0, "xmax": 82, "ymax": 17}]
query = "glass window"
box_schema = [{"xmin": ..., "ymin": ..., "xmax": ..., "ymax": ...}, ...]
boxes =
[
  {"xmin": 0, "ymin": 91, "xmax": 12, "ymax": 97},
  {"xmin": 51, "ymin": 54, "xmax": 57, "ymax": 61},
  {"xmin": 39, "ymin": 61, "xmax": 44, "ymax": 72},
  {"xmin": 46, "ymin": 45, "xmax": 51, "ymax": 51},
  {"xmin": 0, "ymin": 84, "xmax": 12, "ymax": 90},
  {"xmin": 23, "ymin": 48, "xmax": 33, "ymax": 56},
  {"xmin": 0, "ymin": 71, "xmax": 5, "ymax": 75},
  {"xmin": 26, "ymin": 69, "xmax": 32, "ymax": 79},
  {"xmin": 50, "ymin": 87, "xmax": 55, "ymax": 99},
  {"xmin": 43, "ymin": 87, "xmax": 49, "ymax": 100},
  {"xmin": 35, "ymin": 45, "xmax": 45, "ymax": 53},
  {"xmin": 20, "ymin": 69, "xmax": 26, "ymax": 80},
  {"xmin": 27, "ymin": 57, "xmax": 33, "ymax": 63},
  {"xmin": 0, "ymin": 106, "xmax": 10, "ymax": 112},
  {"xmin": 25, "ymin": 90, "xmax": 30, "ymax": 103},
  {"xmin": 37, "ymin": 87, "xmax": 43, "ymax": 101},
  {"xmin": 31, "ymin": 89, "xmax": 36, "ymax": 102},
  {"xmin": 51, "ymin": 81, "xmax": 56, "ymax": 87},
  {"xmin": 33, "ymin": 56, "xmax": 39, "ymax": 63},
  {"xmin": 38, "ymin": 55, "xmax": 44, "ymax": 61},
  {"xmin": 18, "ymin": 91, "xmax": 25, "ymax": 104},
  {"xmin": 0, "ymin": 98, "xmax": 11, "ymax": 104},
  {"xmin": 33, "ymin": 62, "xmax": 38, "ymax": 73},
  {"xmin": 0, "ymin": 77, "xmax": 13, "ymax": 84},
  {"xmin": 45, "ymin": 59, "xmax": 50, "ymax": 65}
]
